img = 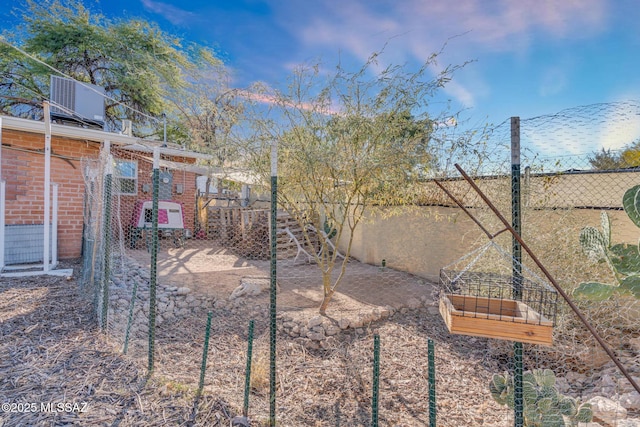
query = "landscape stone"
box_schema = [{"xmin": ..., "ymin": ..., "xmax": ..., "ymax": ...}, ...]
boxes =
[
  {"xmin": 325, "ymin": 324, "xmax": 340, "ymax": 336},
  {"xmin": 338, "ymin": 318, "xmax": 350, "ymax": 330},
  {"xmin": 589, "ymin": 396, "xmax": 628, "ymax": 426},
  {"xmin": 620, "ymin": 392, "xmax": 640, "ymax": 411},
  {"xmin": 406, "ymin": 297, "xmax": 422, "ymax": 309},
  {"xmin": 307, "ymin": 316, "xmax": 324, "ymax": 328}
]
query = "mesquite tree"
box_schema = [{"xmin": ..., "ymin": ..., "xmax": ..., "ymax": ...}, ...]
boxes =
[{"xmin": 250, "ymin": 48, "xmax": 479, "ymax": 314}]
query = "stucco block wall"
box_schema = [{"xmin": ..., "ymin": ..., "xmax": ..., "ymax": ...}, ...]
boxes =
[{"xmin": 341, "ymin": 205, "xmax": 637, "ymax": 282}]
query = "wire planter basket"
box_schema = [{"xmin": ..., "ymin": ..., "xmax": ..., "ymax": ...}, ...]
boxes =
[{"xmin": 439, "ymin": 241, "xmax": 558, "ymax": 346}]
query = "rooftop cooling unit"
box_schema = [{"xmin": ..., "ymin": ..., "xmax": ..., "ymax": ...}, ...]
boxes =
[{"xmin": 50, "ymin": 75, "xmax": 105, "ymax": 129}]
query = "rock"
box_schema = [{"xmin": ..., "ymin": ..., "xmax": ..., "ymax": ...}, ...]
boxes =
[
  {"xmin": 229, "ymin": 281, "xmax": 263, "ymax": 299},
  {"xmin": 621, "ymin": 392, "xmax": 640, "ymax": 411},
  {"xmin": 325, "ymin": 324, "xmax": 340, "ymax": 336},
  {"xmin": 307, "ymin": 328, "xmax": 325, "ymax": 341},
  {"xmin": 338, "ymin": 318, "xmax": 350, "ymax": 330},
  {"xmin": 618, "ymin": 377, "xmax": 640, "ymax": 393},
  {"xmin": 617, "ymin": 420, "xmax": 640, "ymax": 427},
  {"xmin": 565, "ymin": 371, "xmax": 587, "ymax": 386},
  {"xmin": 359, "ymin": 313, "xmax": 374, "ymax": 325},
  {"xmin": 598, "ymin": 374, "xmax": 617, "ymax": 396},
  {"xmin": 350, "ymin": 317, "xmax": 364, "ymax": 328},
  {"xmin": 406, "ymin": 297, "xmax": 422, "ymax": 309},
  {"xmin": 283, "ymin": 321, "xmax": 296, "ymax": 329},
  {"xmin": 320, "ymin": 337, "xmax": 337, "ymax": 349},
  {"xmin": 589, "ymin": 396, "xmax": 628, "ymax": 426},
  {"xmin": 231, "ymin": 415, "xmax": 250, "ymax": 427},
  {"xmin": 303, "ymin": 339, "xmax": 321, "ymax": 350},
  {"xmin": 176, "ymin": 287, "xmax": 191, "ymax": 296},
  {"xmin": 307, "ymin": 316, "xmax": 324, "ymax": 329}
]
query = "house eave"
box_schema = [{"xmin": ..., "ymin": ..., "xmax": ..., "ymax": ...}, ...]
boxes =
[{"xmin": 0, "ymin": 115, "xmax": 212, "ymax": 160}]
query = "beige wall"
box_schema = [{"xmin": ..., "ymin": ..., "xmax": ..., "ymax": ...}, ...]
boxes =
[
  {"xmin": 340, "ymin": 204, "xmax": 638, "ymax": 283},
  {"xmin": 341, "ymin": 206, "xmax": 482, "ymax": 281}
]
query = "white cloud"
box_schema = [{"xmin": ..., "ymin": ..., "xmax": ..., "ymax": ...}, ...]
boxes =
[
  {"xmin": 268, "ymin": 0, "xmax": 610, "ymax": 109},
  {"xmin": 599, "ymin": 101, "xmax": 640, "ymax": 151},
  {"xmin": 140, "ymin": 0, "xmax": 196, "ymax": 25}
]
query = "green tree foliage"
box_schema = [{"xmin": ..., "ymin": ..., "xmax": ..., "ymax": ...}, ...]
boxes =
[
  {"xmin": 589, "ymin": 139, "xmax": 640, "ymax": 170},
  {"xmin": 249, "ymin": 48, "xmax": 483, "ymax": 314},
  {"xmin": 0, "ymin": 0, "xmax": 219, "ymax": 135}
]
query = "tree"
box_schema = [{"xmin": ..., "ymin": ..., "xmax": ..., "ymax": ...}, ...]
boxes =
[
  {"xmin": 169, "ymin": 67, "xmax": 248, "ymax": 197},
  {"xmin": 588, "ymin": 148, "xmax": 623, "ymax": 170},
  {"xmin": 0, "ymin": 0, "xmax": 218, "ymax": 136},
  {"xmin": 250, "ymin": 49, "xmax": 477, "ymax": 314},
  {"xmin": 589, "ymin": 140, "xmax": 640, "ymax": 170},
  {"xmin": 620, "ymin": 139, "xmax": 640, "ymax": 167}
]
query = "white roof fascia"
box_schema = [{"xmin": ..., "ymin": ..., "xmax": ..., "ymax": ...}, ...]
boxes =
[
  {"xmin": 0, "ymin": 115, "xmax": 211, "ymax": 160},
  {"xmin": 145, "ymin": 156, "xmax": 258, "ymax": 184}
]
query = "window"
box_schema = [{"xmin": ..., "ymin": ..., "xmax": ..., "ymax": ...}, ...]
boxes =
[{"xmin": 114, "ymin": 159, "xmax": 137, "ymax": 195}]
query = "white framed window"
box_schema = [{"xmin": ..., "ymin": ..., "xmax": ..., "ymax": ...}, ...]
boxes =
[{"xmin": 114, "ymin": 159, "xmax": 137, "ymax": 195}]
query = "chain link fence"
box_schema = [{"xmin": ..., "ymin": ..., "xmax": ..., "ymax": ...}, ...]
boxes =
[{"xmin": 79, "ymin": 101, "xmax": 640, "ymax": 426}]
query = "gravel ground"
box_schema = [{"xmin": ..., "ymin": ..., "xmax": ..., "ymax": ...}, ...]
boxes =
[{"xmin": 0, "ymin": 258, "xmax": 518, "ymax": 426}]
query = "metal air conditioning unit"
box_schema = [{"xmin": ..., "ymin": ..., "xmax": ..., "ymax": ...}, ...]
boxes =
[{"xmin": 50, "ymin": 75, "xmax": 105, "ymax": 129}]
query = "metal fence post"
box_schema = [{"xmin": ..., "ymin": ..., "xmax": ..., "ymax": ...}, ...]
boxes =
[
  {"xmin": 428, "ymin": 338, "xmax": 437, "ymax": 427},
  {"xmin": 372, "ymin": 334, "xmax": 380, "ymax": 427},
  {"xmin": 149, "ymin": 147, "xmax": 160, "ymax": 373},
  {"xmin": 243, "ymin": 319, "xmax": 255, "ymax": 417},
  {"xmin": 269, "ymin": 142, "xmax": 278, "ymax": 426},
  {"xmin": 511, "ymin": 117, "xmax": 524, "ymax": 427},
  {"xmin": 198, "ymin": 311, "xmax": 213, "ymax": 395}
]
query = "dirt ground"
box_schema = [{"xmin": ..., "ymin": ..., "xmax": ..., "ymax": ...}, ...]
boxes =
[
  {"xmin": 128, "ymin": 239, "xmax": 434, "ymax": 318},
  {"xmin": 0, "ymin": 254, "xmax": 518, "ymax": 426}
]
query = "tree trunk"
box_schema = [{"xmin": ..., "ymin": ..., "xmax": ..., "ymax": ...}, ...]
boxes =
[
  {"xmin": 319, "ymin": 272, "xmax": 334, "ymax": 315},
  {"xmin": 319, "ymin": 289, "xmax": 335, "ymax": 315}
]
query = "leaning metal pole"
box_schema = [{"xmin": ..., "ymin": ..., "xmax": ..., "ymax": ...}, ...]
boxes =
[{"xmin": 434, "ymin": 165, "xmax": 640, "ymax": 396}]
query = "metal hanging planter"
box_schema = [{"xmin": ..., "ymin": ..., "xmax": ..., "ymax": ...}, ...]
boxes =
[{"xmin": 438, "ymin": 241, "xmax": 557, "ymax": 346}]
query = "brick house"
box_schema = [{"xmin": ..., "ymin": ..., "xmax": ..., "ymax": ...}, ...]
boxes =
[{"xmin": 0, "ymin": 115, "xmax": 211, "ymax": 265}]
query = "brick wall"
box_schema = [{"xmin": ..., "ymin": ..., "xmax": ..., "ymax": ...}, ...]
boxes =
[
  {"xmin": 110, "ymin": 149, "xmax": 198, "ymax": 238},
  {"xmin": 1, "ymin": 129, "xmax": 98, "ymax": 259},
  {"xmin": 2, "ymin": 129, "xmax": 200, "ymax": 260}
]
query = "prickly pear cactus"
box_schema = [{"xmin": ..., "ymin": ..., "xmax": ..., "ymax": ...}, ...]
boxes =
[
  {"xmin": 489, "ymin": 369, "xmax": 593, "ymax": 427},
  {"xmin": 575, "ymin": 184, "xmax": 640, "ymax": 300}
]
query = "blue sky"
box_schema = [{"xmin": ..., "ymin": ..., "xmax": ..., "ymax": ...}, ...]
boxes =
[{"xmin": 3, "ymin": 0, "xmax": 640, "ymax": 153}]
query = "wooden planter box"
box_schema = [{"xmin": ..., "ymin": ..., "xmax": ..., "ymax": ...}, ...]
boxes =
[{"xmin": 439, "ymin": 294, "xmax": 553, "ymax": 346}]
